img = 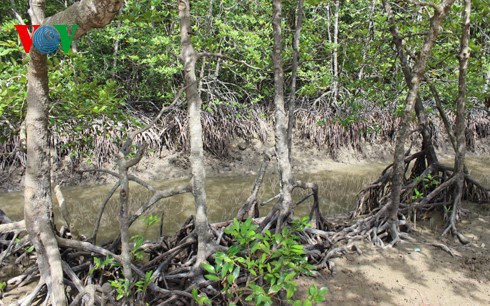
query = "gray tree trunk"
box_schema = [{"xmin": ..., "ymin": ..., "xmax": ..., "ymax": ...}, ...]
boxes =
[
  {"xmin": 178, "ymin": 0, "xmax": 211, "ymax": 265},
  {"xmin": 272, "ymin": 0, "xmax": 294, "ymax": 229},
  {"xmin": 447, "ymin": 0, "xmax": 471, "ymax": 238},
  {"xmin": 287, "ymin": 0, "xmax": 304, "ymax": 159},
  {"xmin": 331, "ymin": 0, "xmax": 339, "ymax": 105},
  {"xmin": 23, "ymin": 0, "xmax": 122, "ymax": 304},
  {"xmin": 388, "ymin": 0, "xmax": 455, "ymax": 241}
]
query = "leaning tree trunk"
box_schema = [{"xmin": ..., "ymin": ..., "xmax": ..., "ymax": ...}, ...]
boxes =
[
  {"xmin": 444, "ymin": 0, "xmax": 471, "ymax": 240},
  {"xmin": 388, "ymin": 0, "xmax": 456, "ymax": 242},
  {"xmin": 383, "ymin": 0, "xmax": 438, "ymax": 169},
  {"xmin": 23, "ymin": 0, "xmax": 122, "ymax": 304},
  {"xmin": 178, "ymin": 0, "xmax": 211, "ymax": 265}
]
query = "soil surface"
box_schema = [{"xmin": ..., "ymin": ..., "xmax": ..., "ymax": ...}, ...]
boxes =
[{"xmin": 297, "ymin": 204, "xmax": 490, "ymax": 305}]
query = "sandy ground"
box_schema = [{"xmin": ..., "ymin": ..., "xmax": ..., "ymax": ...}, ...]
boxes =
[{"xmin": 298, "ymin": 205, "xmax": 490, "ymax": 305}]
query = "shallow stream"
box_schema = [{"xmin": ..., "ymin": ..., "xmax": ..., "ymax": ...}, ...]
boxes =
[{"xmin": 1, "ymin": 156, "xmax": 488, "ymax": 243}]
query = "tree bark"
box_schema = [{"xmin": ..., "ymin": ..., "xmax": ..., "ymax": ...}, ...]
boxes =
[
  {"xmin": 178, "ymin": 0, "xmax": 211, "ymax": 265},
  {"xmin": 448, "ymin": 0, "xmax": 471, "ymax": 238},
  {"xmin": 331, "ymin": 0, "xmax": 340, "ymax": 106},
  {"xmin": 23, "ymin": 0, "xmax": 122, "ymax": 304},
  {"xmin": 271, "ymin": 0, "xmax": 294, "ymax": 229},
  {"xmin": 388, "ymin": 0, "xmax": 455, "ymax": 241},
  {"xmin": 287, "ymin": 0, "xmax": 304, "ymax": 160},
  {"xmin": 24, "ymin": 1, "xmax": 68, "ymax": 304}
]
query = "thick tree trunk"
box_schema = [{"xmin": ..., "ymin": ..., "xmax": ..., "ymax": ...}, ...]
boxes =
[
  {"xmin": 178, "ymin": 0, "xmax": 211, "ymax": 265},
  {"xmin": 25, "ymin": 50, "xmax": 67, "ymax": 306},
  {"xmin": 447, "ymin": 0, "xmax": 471, "ymax": 239},
  {"xmin": 388, "ymin": 0, "xmax": 455, "ymax": 241},
  {"xmin": 23, "ymin": 0, "xmax": 122, "ymax": 304},
  {"xmin": 287, "ymin": 0, "xmax": 304, "ymax": 159},
  {"xmin": 24, "ymin": 1, "xmax": 67, "ymax": 304}
]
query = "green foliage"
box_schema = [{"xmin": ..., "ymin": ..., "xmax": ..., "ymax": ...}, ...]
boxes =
[
  {"xmin": 89, "ymin": 255, "xmax": 117, "ymax": 276},
  {"xmin": 88, "ymin": 254, "xmax": 154, "ymax": 302},
  {"xmin": 0, "ymin": 281, "xmax": 6, "ymax": 295},
  {"xmin": 110, "ymin": 278, "xmax": 131, "ymax": 301},
  {"xmin": 412, "ymin": 173, "xmax": 441, "ymax": 201},
  {"xmin": 134, "ymin": 270, "xmax": 154, "ymax": 300},
  {"xmin": 192, "ymin": 288, "xmax": 212, "ymax": 305},
  {"xmin": 131, "ymin": 234, "xmax": 145, "ymax": 261},
  {"xmin": 1, "ymin": 0, "xmax": 489, "ymax": 167},
  {"xmin": 143, "ymin": 214, "xmax": 159, "ymax": 227},
  {"xmin": 195, "ymin": 218, "xmax": 328, "ymax": 305}
]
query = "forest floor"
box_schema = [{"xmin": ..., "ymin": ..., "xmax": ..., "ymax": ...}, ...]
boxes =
[
  {"xmin": 2, "ymin": 204, "xmax": 489, "ymax": 305},
  {"xmin": 297, "ymin": 203, "xmax": 490, "ymax": 305}
]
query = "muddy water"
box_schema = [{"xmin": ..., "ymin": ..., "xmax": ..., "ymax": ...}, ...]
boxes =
[{"xmin": 1, "ymin": 156, "xmax": 488, "ymax": 243}]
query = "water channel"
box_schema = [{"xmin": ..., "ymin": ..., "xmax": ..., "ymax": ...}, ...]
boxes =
[{"xmin": 1, "ymin": 156, "xmax": 488, "ymax": 243}]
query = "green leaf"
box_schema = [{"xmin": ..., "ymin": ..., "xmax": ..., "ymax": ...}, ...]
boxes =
[
  {"xmin": 285, "ymin": 272, "xmax": 296, "ymax": 282},
  {"xmin": 201, "ymin": 263, "xmax": 216, "ymax": 274},
  {"xmin": 204, "ymin": 274, "xmax": 220, "ymax": 281}
]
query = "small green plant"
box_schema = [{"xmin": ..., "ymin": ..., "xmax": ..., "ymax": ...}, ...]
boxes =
[
  {"xmin": 130, "ymin": 214, "xmax": 160, "ymax": 261},
  {"xmin": 192, "ymin": 288, "xmax": 212, "ymax": 305},
  {"xmin": 412, "ymin": 173, "xmax": 441, "ymax": 201},
  {"xmin": 110, "ymin": 278, "xmax": 131, "ymax": 301},
  {"xmin": 196, "ymin": 217, "xmax": 328, "ymax": 305},
  {"xmin": 0, "ymin": 281, "xmax": 6, "ymax": 296},
  {"xmin": 144, "ymin": 214, "xmax": 159, "ymax": 227},
  {"xmin": 411, "ymin": 188, "xmax": 423, "ymax": 200},
  {"xmin": 22, "ymin": 245, "xmax": 34, "ymax": 254},
  {"xmin": 296, "ymin": 285, "xmax": 329, "ymax": 306},
  {"xmin": 423, "ymin": 173, "xmax": 441, "ymax": 186},
  {"xmin": 443, "ymin": 205, "xmax": 453, "ymax": 220},
  {"xmin": 135, "ymin": 271, "xmax": 154, "ymax": 301},
  {"xmin": 131, "ymin": 235, "xmax": 145, "ymax": 261},
  {"xmin": 89, "ymin": 255, "xmax": 117, "ymax": 276}
]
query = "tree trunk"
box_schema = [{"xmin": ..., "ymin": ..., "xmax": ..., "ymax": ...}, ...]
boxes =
[
  {"xmin": 271, "ymin": 0, "xmax": 294, "ymax": 229},
  {"xmin": 447, "ymin": 0, "xmax": 471, "ymax": 239},
  {"xmin": 331, "ymin": 0, "xmax": 340, "ymax": 106},
  {"xmin": 24, "ymin": 1, "xmax": 67, "ymax": 304},
  {"xmin": 383, "ymin": 0, "xmax": 438, "ymax": 167},
  {"xmin": 388, "ymin": 0, "xmax": 455, "ymax": 241},
  {"xmin": 23, "ymin": 0, "xmax": 122, "ymax": 303},
  {"xmin": 178, "ymin": 0, "xmax": 211, "ymax": 265},
  {"xmin": 287, "ymin": 0, "xmax": 304, "ymax": 160}
]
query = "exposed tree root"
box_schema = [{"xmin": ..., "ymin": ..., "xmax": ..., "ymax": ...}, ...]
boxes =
[
  {"xmin": 1, "ymin": 151, "xmax": 488, "ymax": 304},
  {"xmin": 353, "ymin": 149, "xmax": 489, "ymax": 244}
]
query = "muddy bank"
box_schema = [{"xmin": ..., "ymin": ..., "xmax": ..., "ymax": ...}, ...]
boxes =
[
  {"xmin": 2, "ymin": 134, "xmax": 489, "ymax": 193},
  {"xmin": 1, "ymin": 105, "xmax": 489, "ymax": 193}
]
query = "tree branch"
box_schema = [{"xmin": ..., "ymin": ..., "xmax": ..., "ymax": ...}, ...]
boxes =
[
  {"xmin": 403, "ymin": 0, "xmax": 439, "ymax": 10},
  {"xmin": 45, "ymin": 0, "xmax": 123, "ymax": 40}
]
